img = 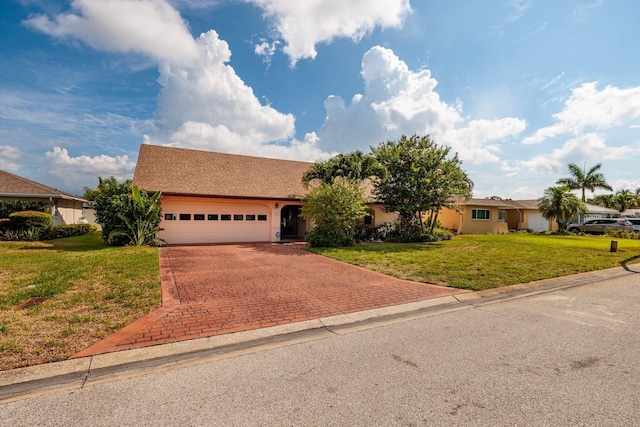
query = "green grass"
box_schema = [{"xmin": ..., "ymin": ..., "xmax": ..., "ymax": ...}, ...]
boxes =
[
  {"xmin": 0, "ymin": 232, "xmax": 161, "ymax": 370},
  {"xmin": 307, "ymin": 234, "xmax": 640, "ymax": 291}
]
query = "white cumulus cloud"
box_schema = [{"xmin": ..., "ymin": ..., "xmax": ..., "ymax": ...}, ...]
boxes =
[
  {"xmin": 0, "ymin": 146, "xmax": 22, "ymax": 171},
  {"xmin": 150, "ymin": 30, "xmax": 321, "ymax": 158},
  {"xmin": 516, "ymin": 133, "xmax": 639, "ymax": 174},
  {"xmin": 523, "ymin": 82, "xmax": 640, "ymax": 144},
  {"xmin": 247, "ymin": 0, "xmax": 412, "ymax": 65},
  {"xmin": 45, "ymin": 147, "xmax": 136, "ymax": 191},
  {"xmin": 23, "ymin": 0, "xmax": 199, "ymax": 64},
  {"xmin": 317, "ymin": 46, "xmax": 527, "ymax": 164}
]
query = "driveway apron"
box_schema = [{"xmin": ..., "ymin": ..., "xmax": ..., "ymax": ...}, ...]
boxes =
[{"xmin": 73, "ymin": 244, "xmax": 466, "ymax": 357}]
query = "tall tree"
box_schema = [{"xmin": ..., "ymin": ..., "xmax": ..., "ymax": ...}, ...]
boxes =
[
  {"xmin": 556, "ymin": 163, "xmax": 612, "ymax": 202},
  {"xmin": 613, "ymin": 189, "xmax": 639, "ymax": 213},
  {"xmin": 538, "ymin": 186, "xmax": 587, "ymax": 230},
  {"xmin": 588, "ymin": 193, "xmax": 616, "ymax": 209},
  {"xmin": 302, "ymin": 151, "xmax": 385, "ymax": 187},
  {"xmin": 371, "ymin": 134, "xmax": 473, "ymax": 235}
]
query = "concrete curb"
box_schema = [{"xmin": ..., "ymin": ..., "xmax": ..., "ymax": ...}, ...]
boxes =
[{"xmin": 1, "ymin": 265, "xmax": 637, "ymax": 402}]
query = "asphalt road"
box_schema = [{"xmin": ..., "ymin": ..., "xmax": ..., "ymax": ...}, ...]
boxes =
[{"xmin": 2, "ymin": 273, "xmax": 639, "ymax": 426}]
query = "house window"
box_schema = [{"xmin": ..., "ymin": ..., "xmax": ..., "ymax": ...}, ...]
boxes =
[
  {"xmin": 221, "ymin": 214, "xmax": 231, "ymax": 221},
  {"xmin": 246, "ymin": 214, "xmax": 256, "ymax": 221},
  {"xmin": 194, "ymin": 214, "xmax": 205, "ymax": 221},
  {"xmin": 179, "ymin": 213, "xmax": 191, "ymax": 221},
  {"xmin": 234, "ymin": 214, "xmax": 244, "ymax": 221},
  {"xmin": 257, "ymin": 214, "xmax": 267, "ymax": 221},
  {"xmin": 498, "ymin": 211, "xmax": 506, "ymax": 221},
  {"xmin": 472, "ymin": 209, "xmax": 491, "ymax": 220},
  {"xmin": 165, "ymin": 213, "xmax": 176, "ymax": 221},
  {"xmin": 208, "ymin": 214, "xmax": 219, "ymax": 221}
]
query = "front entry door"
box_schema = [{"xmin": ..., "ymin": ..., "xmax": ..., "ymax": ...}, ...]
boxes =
[{"xmin": 281, "ymin": 205, "xmax": 300, "ymax": 237}]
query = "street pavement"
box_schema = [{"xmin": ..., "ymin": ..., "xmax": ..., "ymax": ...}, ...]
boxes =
[{"xmin": 1, "ymin": 267, "xmax": 639, "ymax": 426}]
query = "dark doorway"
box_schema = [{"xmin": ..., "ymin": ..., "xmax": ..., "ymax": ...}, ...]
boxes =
[{"xmin": 280, "ymin": 205, "xmax": 304, "ymax": 238}]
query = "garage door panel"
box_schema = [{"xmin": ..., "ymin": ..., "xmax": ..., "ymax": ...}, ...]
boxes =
[
  {"xmin": 159, "ymin": 199, "xmax": 272, "ymax": 244},
  {"xmin": 527, "ymin": 213, "xmax": 549, "ymax": 232}
]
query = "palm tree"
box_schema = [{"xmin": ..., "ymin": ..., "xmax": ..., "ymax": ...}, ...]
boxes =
[
  {"xmin": 613, "ymin": 189, "xmax": 639, "ymax": 213},
  {"xmin": 556, "ymin": 163, "xmax": 613, "ymax": 202},
  {"xmin": 302, "ymin": 151, "xmax": 385, "ymax": 187},
  {"xmin": 538, "ymin": 186, "xmax": 587, "ymax": 230},
  {"xmin": 589, "ymin": 193, "xmax": 616, "ymax": 209}
]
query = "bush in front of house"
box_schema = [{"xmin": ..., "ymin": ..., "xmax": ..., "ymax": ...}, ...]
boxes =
[
  {"xmin": 605, "ymin": 228, "xmax": 640, "ymax": 240},
  {"xmin": 46, "ymin": 223, "xmax": 95, "ymax": 239},
  {"xmin": 0, "ymin": 200, "xmax": 48, "ymax": 219},
  {"xmin": 301, "ymin": 180, "xmax": 369, "ymax": 247},
  {"xmin": 1, "ymin": 211, "xmax": 53, "ymax": 241}
]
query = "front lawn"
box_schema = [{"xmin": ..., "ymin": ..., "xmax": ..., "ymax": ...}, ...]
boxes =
[
  {"xmin": 0, "ymin": 232, "xmax": 160, "ymax": 371},
  {"xmin": 308, "ymin": 233, "xmax": 640, "ymax": 291}
]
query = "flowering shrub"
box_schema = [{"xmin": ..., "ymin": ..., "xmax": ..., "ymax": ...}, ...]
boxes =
[{"xmin": 371, "ymin": 134, "xmax": 473, "ymax": 239}]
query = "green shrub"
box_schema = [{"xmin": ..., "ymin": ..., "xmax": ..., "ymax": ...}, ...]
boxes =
[
  {"xmin": 605, "ymin": 228, "xmax": 640, "ymax": 240},
  {"xmin": 8, "ymin": 210, "xmax": 52, "ymax": 230},
  {"xmin": 0, "ymin": 200, "xmax": 48, "ymax": 219},
  {"xmin": 301, "ymin": 180, "xmax": 368, "ymax": 248},
  {"xmin": 306, "ymin": 224, "xmax": 357, "ymax": 247},
  {"xmin": 6, "ymin": 211, "xmax": 52, "ymax": 240},
  {"xmin": 46, "ymin": 223, "xmax": 93, "ymax": 239}
]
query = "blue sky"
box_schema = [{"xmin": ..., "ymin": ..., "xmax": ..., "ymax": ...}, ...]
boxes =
[{"xmin": 1, "ymin": 0, "xmax": 639, "ymax": 199}]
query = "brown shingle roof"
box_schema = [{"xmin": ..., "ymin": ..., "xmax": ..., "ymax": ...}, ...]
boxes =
[
  {"xmin": 132, "ymin": 144, "xmax": 313, "ymax": 200},
  {"xmin": 0, "ymin": 169, "xmax": 84, "ymax": 200}
]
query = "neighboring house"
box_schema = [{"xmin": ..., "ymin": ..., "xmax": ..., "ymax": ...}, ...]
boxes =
[
  {"xmin": 439, "ymin": 198, "xmax": 626, "ymax": 234},
  {"xmin": 132, "ymin": 144, "xmax": 396, "ymax": 245},
  {"xmin": 439, "ymin": 198, "xmax": 555, "ymax": 234},
  {"xmin": 438, "ymin": 198, "xmax": 512, "ymax": 234},
  {"xmin": 0, "ymin": 169, "xmax": 87, "ymax": 226},
  {"xmin": 584, "ymin": 203, "xmax": 621, "ymax": 219},
  {"xmin": 623, "ymin": 209, "xmax": 640, "ymax": 218}
]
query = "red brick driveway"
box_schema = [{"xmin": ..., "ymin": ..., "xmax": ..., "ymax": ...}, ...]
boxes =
[{"xmin": 74, "ymin": 243, "xmax": 466, "ymax": 357}]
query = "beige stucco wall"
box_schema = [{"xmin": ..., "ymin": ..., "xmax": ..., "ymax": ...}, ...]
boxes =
[
  {"xmin": 368, "ymin": 204, "xmax": 398, "ymax": 227},
  {"xmin": 52, "ymin": 199, "xmax": 85, "ymax": 226},
  {"xmin": 438, "ymin": 207, "xmax": 462, "ymax": 232},
  {"xmin": 440, "ymin": 205, "xmax": 508, "ymax": 234}
]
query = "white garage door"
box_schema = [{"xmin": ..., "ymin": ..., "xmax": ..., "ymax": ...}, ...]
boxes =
[
  {"xmin": 159, "ymin": 199, "xmax": 271, "ymax": 244},
  {"xmin": 527, "ymin": 213, "xmax": 550, "ymax": 232}
]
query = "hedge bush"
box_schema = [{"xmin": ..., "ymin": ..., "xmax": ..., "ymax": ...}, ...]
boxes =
[
  {"xmin": 0, "ymin": 200, "xmax": 47, "ymax": 219},
  {"xmin": 605, "ymin": 228, "xmax": 640, "ymax": 240},
  {"xmin": 46, "ymin": 223, "xmax": 95, "ymax": 239},
  {"xmin": 8, "ymin": 211, "xmax": 53, "ymax": 234}
]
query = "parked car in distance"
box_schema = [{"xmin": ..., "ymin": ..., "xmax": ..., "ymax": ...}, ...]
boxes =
[
  {"xmin": 567, "ymin": 218, "xmax": 634, "ymax": 234},
  {"xmin": 623, "ymin": 218, "xmax": 640, "ymax": 232}
]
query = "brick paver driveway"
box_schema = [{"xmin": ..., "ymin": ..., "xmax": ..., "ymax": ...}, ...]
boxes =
[{"xmin": 74, "ymin": 243, "xmax": 466, "ymax": 357}]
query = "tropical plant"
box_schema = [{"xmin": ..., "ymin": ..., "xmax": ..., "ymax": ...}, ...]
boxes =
[
  {"xmin": 556, "ymin": 163, "xmax": 613, "ymax": 202},
  {"xmin": 301, "ymin": 180, "xmax": 369, "ymax": 247},
  {"xmin": 117, "ymin": 186, "xmax": 163, "ymax": 246},
  {"xmin": 371, "ymin": 134, "xmax": 473, "ymax": 237},
  {"xmin": 538, "ymin": 186, "xmax": 587, "ymax": 230},
  {"xmin": 589, "ymin": 193, "xmax": 616, "ymax": 209},
  {"xmin": 83, "ymin": 178, "xmax": 163, "ymax": 246},
  {"xmin": 302, "ymin": 150, "xmax": 385, "ymax": 187},
  {"xmin": 613, "ymin": 189, "xmax": 639, "ymax": 213}
]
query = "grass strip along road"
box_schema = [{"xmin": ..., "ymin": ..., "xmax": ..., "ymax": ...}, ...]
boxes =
[
  {"xmin": 0, "ymin": 233, "xmax": 160, "ymax": 371},
  {"xmin": 308, "ymin": 233, "xmax": 640, "ymax": 291}
]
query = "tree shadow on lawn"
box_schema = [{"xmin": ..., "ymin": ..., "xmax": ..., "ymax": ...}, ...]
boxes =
[{"xmin": 620, "ymin": 254, "xmax": 640, "ymax": 273}]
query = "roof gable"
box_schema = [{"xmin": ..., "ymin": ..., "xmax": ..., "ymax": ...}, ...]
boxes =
[
  {"xmin": 0, "ymin": 169, "xmax": 83, "ymax": 200},
  {"xmin": 132, "ymin": 144, "xmax": 313, "ymax": 200}
]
